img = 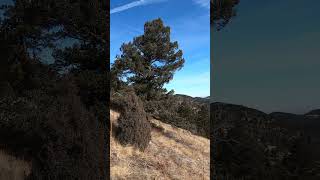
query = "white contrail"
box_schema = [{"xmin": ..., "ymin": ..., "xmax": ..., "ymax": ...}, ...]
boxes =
[{"xmin": 111, "ymin": 0, "xmax": 166, "ymax": 14}]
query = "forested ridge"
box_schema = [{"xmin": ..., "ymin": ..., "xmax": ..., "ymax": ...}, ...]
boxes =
[{"xmin": 211, "ymin": 102, "xmax": 320, "ymax": 179}]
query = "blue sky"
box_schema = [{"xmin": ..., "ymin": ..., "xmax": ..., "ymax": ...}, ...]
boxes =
[
  {"xmin": 212, "ymin": 0, "xmax": 320, "ymax": 113},
  {"xmin": 111, "ymin": 0, "xmax": 210, "ymax": 97}
]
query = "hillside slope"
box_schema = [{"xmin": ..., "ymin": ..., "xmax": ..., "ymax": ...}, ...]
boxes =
[
  {"xmin": 211, "ymin": 102, "xmax": 320, "ymax": 179},
  {"xmin": 110, "ymin": 110, "xmax": 210, "ymax": 180}
]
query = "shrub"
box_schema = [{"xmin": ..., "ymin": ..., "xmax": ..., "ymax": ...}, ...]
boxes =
[
  {"xmin": 143, "ymin": 95, "xmax": 210, "ymax": 138},
  {"xmin": 0, "ymin": 71, "xmax": 105, "ymax": 180},
  {"xmin": 111, "ymin": 88, "xmax": 151, "ymax": 151}
]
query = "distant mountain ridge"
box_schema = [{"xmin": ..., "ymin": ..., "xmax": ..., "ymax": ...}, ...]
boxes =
[
  {"xmin": 211, "ymin": 102, "xmax": 320, "ymax": 179},
  {"xmin": 175, "ymin": 94, "xmax": 210, "ymax": 104},
  {"xmin": 305, "ymin": 109, "xmax": 320, "ymax": 117}
]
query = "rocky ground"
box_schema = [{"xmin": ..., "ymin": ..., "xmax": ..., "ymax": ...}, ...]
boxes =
[{"xmin": 110, "ymin": 110, "xmax": 210, "ymax": 180}]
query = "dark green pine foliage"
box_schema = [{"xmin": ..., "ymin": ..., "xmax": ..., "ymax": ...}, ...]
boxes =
[
  {"xmin": 112, "ymin": 18, "xmax": 185, "ymax": 100},
  {"xmin": 211, "ymin": 0, "xmax": 240, "ymax": 30}
]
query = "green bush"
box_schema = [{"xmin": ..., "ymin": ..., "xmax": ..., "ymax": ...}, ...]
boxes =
[
  {"xmin": 111, "ymin": 88, "xmax": 151, "ymax": 151},
  {"xmin": 0, "ymin": 67, "xmax": 105, "ymax": 179},
  {"xmin": 143, "ymin": 95, "xmax": 210, "ymax": 138}
]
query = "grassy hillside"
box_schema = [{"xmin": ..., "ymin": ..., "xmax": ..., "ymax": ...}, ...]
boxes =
[{"xmin": 110, "ymin": 110, "xmax": 210, "ymax": 179}]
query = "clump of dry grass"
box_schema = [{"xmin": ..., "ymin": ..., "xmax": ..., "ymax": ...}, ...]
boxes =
[{"xmin": 0, "ymin": 150, "xmax": 31, "ymax": 180}]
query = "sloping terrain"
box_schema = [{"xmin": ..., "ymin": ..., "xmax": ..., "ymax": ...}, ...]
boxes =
[
  {"xmin": 110, "ymin": 110, "xmax": 210, "ymax": 180},
  {"xmin": 144, "ymin": 94, "xmax": 210, "ymax": 139},
  {"xmin": 211, "ymin": 102, "xmax": 320, "ymax": 179},
  {"xmin": 270, "ymin": 111, "xmax": 320, "ymax": 142}
]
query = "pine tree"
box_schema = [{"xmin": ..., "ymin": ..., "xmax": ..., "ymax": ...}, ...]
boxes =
[{"xmin": 112, "ymin": 18, "xmax": 185, "ymax": 100}]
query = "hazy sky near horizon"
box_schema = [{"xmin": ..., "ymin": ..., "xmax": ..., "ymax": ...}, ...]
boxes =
[
  {"xmin": 111, "ymin": 0, "xmax": 210, "ymax": 97},
  {"xmin": 212, "ymin": 0, "xmax": 320, "ymax": 114}
]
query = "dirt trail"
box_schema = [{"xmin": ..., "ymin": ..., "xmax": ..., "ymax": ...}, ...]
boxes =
[{"xmin": 110, "ymin": 110, "xmax": 210, "ymax": 180}]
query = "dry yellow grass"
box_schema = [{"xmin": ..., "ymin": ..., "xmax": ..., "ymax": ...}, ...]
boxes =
[
  {"xmin": 0, "ymin": 150, "xmax": 31, "ymax": 180},
  {"xmin": 110, "ymin": 110, "xmax": 210, "ymax": 180}
]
